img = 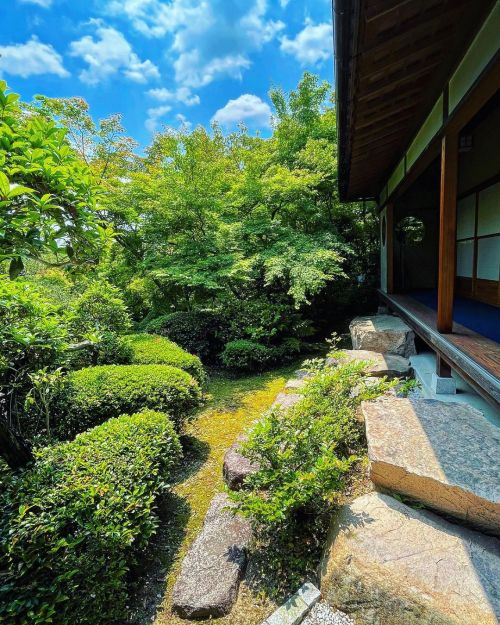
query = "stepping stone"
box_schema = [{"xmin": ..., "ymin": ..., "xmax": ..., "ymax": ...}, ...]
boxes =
[
  {"xmin": 272, "ymin": 392, "xmax": 302, "ymax": 410},
  {"xmin": 172, "ymin": 493, "xmax": 252, "ymax": 619},
  {"xmin": 319, "ymin": 492, "xmax": 500, "ymax": 625},
  {"xmin": 294, "ymin": 369, "xmax": 314, "ymax": 380},
  {"xmin": 363, "ymin": 397, "xmax": 500, "ymax": 535},
  {"xmin": 326, "ymin": 350, "xmax": 412, "ymax": 379},
  {"xmin": 285, "ymin": 378, "xmax": 307, "ymax": 390},
  {"xmin": 350, "ymin": 314, "xmax": 416, "ymax": 357},
  {"xmin": 223, "ymin": 437, "xmax": 259, "ymax": 490}
]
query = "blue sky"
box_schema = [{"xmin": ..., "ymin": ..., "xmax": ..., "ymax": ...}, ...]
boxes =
[{"xmin": 0, "ymin": 0, "xmax": 333, "ymax": 147}]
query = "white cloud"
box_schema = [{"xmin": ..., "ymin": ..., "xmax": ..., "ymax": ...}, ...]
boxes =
[
  {"xmin": 147, "ymin": 86, "xmax": 200, "ymax": 106},
  {"xmin": 212, "ymin": 94, "xmax": 271, "ymax": 128},
  {"xmin": 145, "ymin": 104, "xmax": 172, "ymax": 132},
  {"xmin": 280, "ymin": 19, "xmax": 331, "ymax": 66},
  {"xmin": 105, "ymin": 0, "xmax": 283, "ymax": 88},
  {"xmin": 175, "ymin": 113, "xmax": 192, "ymax": 131},
  {"xmin": 69, "ymin": 21, "xmax": 159, "ymax": 85},
  {"xmin": 0, "ymin": 36, "xmax": 69, "ymax": 78},
  {"xmin": 279, "ymin": 0, "xmax": 290, "ymax": 6},
  {"xmin": 19, "ymin": 0, "xmax": 52, "ymax": 7}
]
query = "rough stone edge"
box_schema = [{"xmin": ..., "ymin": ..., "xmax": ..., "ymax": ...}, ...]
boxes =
[{"xmin": 262, "ymin": 583, "xmax": 321, "ymax": 625}]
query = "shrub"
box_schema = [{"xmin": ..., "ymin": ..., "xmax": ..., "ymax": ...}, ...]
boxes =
[
  {"xmin": 0, "ymin": 410, "xmax": 182, "ymax": 625},
  {"xmin": 124, "ymin": 333, "xmax": 206, "ymax": 384},
  {"xmin": 221, "ymin": 339, "xmax": 274, "ymax": 371},
  {"xmin": 67, "ymin": 280, "xmax": 132, "ymax": 337},
  {"xmin": 0, "ymin": 278, "xmax": 67, "ymax": 424},
  {"xmin": 230, "ymin": 357, "xmax": 394, "ymax": 589},
  {"xmin": 64, "ymin": 332, "xmax": 134, "ymax": 369},
  {"xmin": 52, "ymin": 364, "xmax": 202, "ymax": 437},
  {"xmin": 145, "ymin": 310, "xmax": 223, "ymax": 362}
]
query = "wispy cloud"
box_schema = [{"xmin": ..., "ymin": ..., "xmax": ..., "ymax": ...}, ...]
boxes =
[
  {"xmin": 19, "ymin": 0, "xmax": 53, "ymax": 7},
  {"xmin": 105, "ymin": 0, "xmax": 283, "ymax": 89},
  {"xmin": 147, "ymin": 86, "xmax": 200, "ymax": 106},
  {"xmin": 145, "ymin": 104, "xmax": 172, "ymax": 132}
]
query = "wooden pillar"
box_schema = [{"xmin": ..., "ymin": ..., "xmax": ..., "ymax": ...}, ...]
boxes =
[
  {"xmin": 437, "ymin": 132, "xmax": 458, "ymax": 333},
  {"xmin": 386, "ymin": 202, "xmax": 394, "ymax": 294}
]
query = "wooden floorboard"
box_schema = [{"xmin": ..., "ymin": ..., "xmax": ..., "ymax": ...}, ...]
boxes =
[{"xmin": 379, "ymin": 292, "xmax": 500, "ymax": 408}]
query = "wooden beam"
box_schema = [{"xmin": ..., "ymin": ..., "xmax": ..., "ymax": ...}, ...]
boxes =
[
  {"xmin": 386, "ymin": 203, "xmax": 394, "ymax": 294},
  {"xmin": 437, "ymin": 132, "xmax": 458, "ymax": 333}
]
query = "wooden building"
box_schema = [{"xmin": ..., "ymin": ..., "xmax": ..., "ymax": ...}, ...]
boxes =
[{"xmin": 334, "ymin": 0, "xmax": 500, "ymax": 408}]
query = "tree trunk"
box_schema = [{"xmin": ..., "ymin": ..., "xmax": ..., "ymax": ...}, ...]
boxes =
[{"xmin": 0, "ymin": 418, "xmax": 33, "ymax": 469}]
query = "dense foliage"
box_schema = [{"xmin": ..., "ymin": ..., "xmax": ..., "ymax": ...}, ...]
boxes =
[
  {"xmin": 124, "ymin": 333, "xmax": 206, "ymax": 384},
  {"xmin": 221, "ymin": 339, "xmax": 275, "ymax": 371},
  {"xmin": 230, "ymin": 356, "xmax": 393, "ymax": 588},
  {"xmin": 50, "ymin": 364, "xmax": 202, "ymax": 437},
  {"xmin": 0, "ymin": 81, "xmax": 104, "ymax": 277},
  {"xmin": 144, "ymin": 310, "xmax": 224, "ymax": 362},
  {"xmin": 0, "ymin": 410, "xmax": 181, "ymax": 625}
]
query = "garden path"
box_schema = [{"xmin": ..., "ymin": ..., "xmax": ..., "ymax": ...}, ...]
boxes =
[{"xmin": 128, "ymin": 363, "xmax": 298, "ymax": 625}]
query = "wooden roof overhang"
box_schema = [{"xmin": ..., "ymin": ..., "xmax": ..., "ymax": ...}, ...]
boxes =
[{"xmin": 335, "ymin": 0, "xmax": 497, "ymax": 202}]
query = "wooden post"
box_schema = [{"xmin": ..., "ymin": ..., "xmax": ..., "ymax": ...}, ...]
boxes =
[
  {"xmin": 386, "ymin": 202, "xmax": 394, "ymax": 294},
  {"xmin": 436, "ymin": 354, "xmax": 452, "ymax": 378},
  {"xmin": 437, "ymin": 133, "xmax": 458, "ymax": 333}
]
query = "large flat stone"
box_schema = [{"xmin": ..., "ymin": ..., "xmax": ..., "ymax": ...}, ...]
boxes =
[
  {"xmin": 223, "ymin": 437, "xmax": 259, "ymax": 490},
  {"xmin": 172, "ymin": 493, "xmax": 252, "ymax": 619},
  {"xmin": 350, "ymin": 315, "xmax": 416, "ymax": 357},
  {"xmin": 363, "ymin": 397, "xmax": 500, "ymax": 535},
  {"xmin": 326, "ymin": 350, "xmax": 412, "ymax": 379},
  {"xmin": 272, "ymin": 392, "xmax": 302, "ymax": 410},
  {"xmin": 320, "ymin": 492, "xmax": 500, "ymax": 625}
]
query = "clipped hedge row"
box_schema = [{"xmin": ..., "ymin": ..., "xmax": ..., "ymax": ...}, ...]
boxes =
[
  {"xmin": 53, "ymin": 364, "xmax": 202, "ymax": 438},
  {"xmin": 124, "ymin": 333, "xmax": 206, "ymax": 384},
  {"xmin": 0, "ymin": 410, "xmax": 182, "ymax": 625}
]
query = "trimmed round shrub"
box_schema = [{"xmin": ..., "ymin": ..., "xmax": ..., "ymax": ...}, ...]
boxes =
[
  {"xmin": 65, "ymin": 332, "xmax": 134, "ymax": 369},
  {"xmin": 124, "ymin": 333, "xmax": 206, "ymax": 384},
  {"xmin": 145, "ymin": 310, "xmax": 223, "ymax": 362},
  {"xmin": 221, "ymin": 339, "xmax": 274, "ymax": 371},
  {"xmin": 0, "ymin": 410, "xmax": 182, "ymax": 625},
  {"xmin": 53, "ymin": 364, "xmax": 202, "ymax": 437}
]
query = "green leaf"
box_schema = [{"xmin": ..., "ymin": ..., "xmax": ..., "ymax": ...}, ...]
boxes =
[{"xmin": 9, "ymin": 256, "xmax": 24, "ymax": 279}]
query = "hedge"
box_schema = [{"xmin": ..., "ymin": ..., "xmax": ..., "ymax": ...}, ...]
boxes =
[
  {"xmin": 221, "ymin": 339, "xmax": 274, "ymax": 371},
  {"xmin": 0, "ymin": 410, "xmax": 182, "ymax": 625},
  {"xmin": 144, "ymin": 310, "xmax": 223, "ymax": 362},
  {"xmin": 53, "ymin": 364, "xmax": 202, "ymax": 438},
  {"xmin": 124, "ymin": 333, "xmax": 206, "ymax": 384}
]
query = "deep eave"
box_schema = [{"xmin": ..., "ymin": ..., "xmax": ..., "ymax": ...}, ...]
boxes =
[{"xmin": 334, "ymin": 0, "xmax": 496, "ymax": 202}]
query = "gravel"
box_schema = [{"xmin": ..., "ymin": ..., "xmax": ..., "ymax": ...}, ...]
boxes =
[{"xmin": 301, "ymin": 602, "xmax": 354, "ymax": 625}]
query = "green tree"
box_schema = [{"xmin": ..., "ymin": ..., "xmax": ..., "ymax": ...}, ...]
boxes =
[{"xmin": 0, "ymin": 81, "xmax": 104, "ymax": 276}]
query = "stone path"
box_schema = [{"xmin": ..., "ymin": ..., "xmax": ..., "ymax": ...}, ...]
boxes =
[
  {"xmin": 326, "ymin": 349, "xmax": 412, "ymax": 379},
  {"xmin": 172, "ymin": 493, "xmax": 252, "ymax": 619},
  {"xmin": 318, "ymin": 313, "xmax": 500, "ymax": 625}
]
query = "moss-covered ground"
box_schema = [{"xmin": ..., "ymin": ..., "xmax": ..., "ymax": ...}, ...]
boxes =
[{"xmin": 128, "ymin": 363, "xmax": 300, "ymax": 625}]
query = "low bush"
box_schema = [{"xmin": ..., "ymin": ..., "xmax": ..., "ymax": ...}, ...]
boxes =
[
  {"xmin": 221, "ymin": 339, "xmax": 274, "ymax": 371},
  {"xmin": 64, "ymin": 332, "xmax": 134, "ymax": 369},
  {"xmin": 67, "ymin": 280, "xmax": 132, "ymax": 337},
  {"xmin": 145, "ymin": 310, "xmax": 223, "ymax": 362},
  {"xmin": 0, "ymin": 410, "xmax": 182, "ymax": 625},
  {"xmin": 52, "ymin": 364, "xmax": 202, "ymax": 437},
  {"xmin": 230, "ymin": 356, "xmax": 394, "ymax": 590},
  {"xmin": 124, "ymin": 333, "xmax": 206, "ymax": 384}
]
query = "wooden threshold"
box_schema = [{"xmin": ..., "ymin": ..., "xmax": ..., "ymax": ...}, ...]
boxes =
[{"xmin": 379, "ymin": 291, "xmax": 500, "ymax": 409}]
